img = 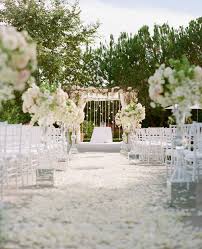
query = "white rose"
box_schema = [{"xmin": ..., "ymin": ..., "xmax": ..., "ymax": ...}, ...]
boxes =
[
  {"xmin": 194, "ymin": 66, "xmax": 202, "ymax": 81},
  {"xmin": 149, "ymin": 84, "xmax": 163, "ymax": 100},
  {"xmin": 0, "ymin": 67, "xmax": 18, "ymax": 83},
  {"xmin": 164, "ymin": 67, "xmax": 173, "ymax": 78},
  {"xmin": 16, "ymin": 32, "xmax": 27, "ymax": 47},
  {"xmin": 1, "ymin": 33, "xmax": 18, "ymax": 51},
  {"xmin": 168, "ymin": 74, "xmax": 177, "ymax": 84},
  {"xmin": 55, "ymin": 87, "xmax": 68, "ymax": 106},
  {"xmin": 0, "ymin": 53, "xmax": 8, "ymax": 65},
  {"xmin": 30, "ymin": 86, "xmax": 41, "ymax": 99},
  {"xmin": 0, "ymin": 84, "xmax": 14, "ymax": 103},
  {"xmin": 136, "ymin": 103, "xmax": 143, "ymax": 110},
  {"xmin": 26, "ymin": 43, "xmax": 37, "ymax": 69},
  {"xmin": 148, "ymin": 75, "xmax": 155, "ymax": 85},
  {"xmin": 15, "ymin": 69, "xmax": 31, "ymax": 90},
  {"xmin": 11, "ymin": 53, "xmax": 30, "ymax": 69}
]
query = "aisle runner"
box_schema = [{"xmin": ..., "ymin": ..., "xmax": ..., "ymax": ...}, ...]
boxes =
[{"xmin": 1, "ymin": 153, "xmax": 202, "ymax": 249}]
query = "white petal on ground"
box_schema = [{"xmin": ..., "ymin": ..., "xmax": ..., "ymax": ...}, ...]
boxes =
[{"xmin": 1, "ymin": 153, "xmax": 202, "ymax": 249}]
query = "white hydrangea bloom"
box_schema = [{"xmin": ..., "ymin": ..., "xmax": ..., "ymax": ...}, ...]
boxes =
[
  {"xmin": 22, "ymin": 84, "xmax": 85, "ymax": 128},
  {"xmin": 0, "ymin": 25, "xmax": 37, "ymax": 106},
  {"xmin": 148, "ymin": 61, "xmax": 202, "ymax": 119},
  {"xmin": 115, "ymin": 101, "xmax": 145, "ymax": 133}
]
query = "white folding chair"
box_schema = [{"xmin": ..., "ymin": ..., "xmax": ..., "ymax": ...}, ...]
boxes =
[{"xmin": 4, "ymin": 124, "xmax": 22, "ymax": 189}]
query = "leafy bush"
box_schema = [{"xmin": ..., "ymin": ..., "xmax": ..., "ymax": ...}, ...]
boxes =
[
  {"xmin": 0, "ymin": 92, "xmax": 31, "ymax": 124},
  {"xmin": 82, "ymin": 120, "xmax": 94, "ymax": 140}
]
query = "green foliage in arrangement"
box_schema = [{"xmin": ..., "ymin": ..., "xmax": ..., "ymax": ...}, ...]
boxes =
[
  {"xmin": 113, "ymin": 128, "xmax": 123, "ymax": 142},
  {"xmin": 0, "ymin": 92, "xmax": 31, "ymax": 124},
  {"xmin": 82, "ymin": 120, "xmax": 94, "ymax": 141}
]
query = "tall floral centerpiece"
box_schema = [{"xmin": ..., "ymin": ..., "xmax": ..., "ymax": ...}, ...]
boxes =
[
  {"xmin": 68, "ymin": 90, "xmax": 86, "ymax": 130},
  {"xmin": 148, "ymin": 57, "xmax": 202, "ymax": 182},
  {"xmin": 0, "ymin": 25, "xmax": 37, "ymax": 106},
  {"xmin": 115, "ymin": 101, "xmax": 145, "ymax": 141},
  {"xmin": 22, "ymin": 84, "xmax": 84, "ymax": 152},
  {"xmin": 23, "ymin": 84, "xmax": 67, "ymax": 126},
  {"xmin": 22, "ymin": 83, "xmax": 84, "ymax": 127},
  {"xmin": 23, "ymin": 84, "xmax": 69, "ymax": 145},
  {"xmin": 149, "ymin": 58, "xmax": 202, "ymax": 126},
  {"xmin": 115, "ymin": 101, "xmax": 145, "ymax": 154},
  {"xmin": 62, "ymin": 96, "xmax": 85, "ymax": 154}
]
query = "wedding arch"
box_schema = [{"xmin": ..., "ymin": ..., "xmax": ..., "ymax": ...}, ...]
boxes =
[{"xmin": 67, "ymin": 86, "xmax": 137, "ymax": 142}]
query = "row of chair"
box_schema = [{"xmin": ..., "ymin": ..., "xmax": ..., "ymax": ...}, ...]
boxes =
[
  {"xmin": 167, "ymin": 123, "xmax": 202, "ymax": 182},
  {"xmin": 129, "ymin": 127, "xmax": 170, "ymax": 164},
  {"xmin": 128, "ymin": 124, "xmax": 202, "ymax": 182},
  {"xmin": 0, "ymin": 122, "xmax": 70, "ymax": 200}
]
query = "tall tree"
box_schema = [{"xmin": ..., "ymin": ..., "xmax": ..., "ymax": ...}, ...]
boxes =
[
  {"xmin": 86, "ymin": 18, "xmax": 202, "ymax": 126},
  {"xmin": 0, "ymin": 0, "xmax": 99, "ymax": 87}
]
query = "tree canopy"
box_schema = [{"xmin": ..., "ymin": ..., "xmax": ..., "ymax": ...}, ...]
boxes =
[
  {"xmin": 0, "ymin": 0, "xmax": 99, "ymax": 123},
  {"xmin": 0, "ymin": 0, "xmax": 99, "ymax": 87},
  {"xmin": 85, "ymin": 18, "xmax": 202, "ymax": 126}
]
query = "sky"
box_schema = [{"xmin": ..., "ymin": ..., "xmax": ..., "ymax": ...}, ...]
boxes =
[{"xmin": 79, "ymin": 0, "xmax": 201, "ymax": 43}]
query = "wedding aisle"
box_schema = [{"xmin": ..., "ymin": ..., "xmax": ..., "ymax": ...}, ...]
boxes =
[{"xmin": 1, "ymin": 153, "xmax": 202, "ymax": 249}]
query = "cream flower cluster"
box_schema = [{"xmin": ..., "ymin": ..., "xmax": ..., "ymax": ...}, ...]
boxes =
[
  {"xmin": 115, "ymin": 102, "xmax": 145, "ymax": 133},
  {"xmin": 148, "ymin": 58, "xmax": 202, "ymax": 118},
  {"xmin": 0, "ymin": 25, "xmax": 37, "ymax": 104},
  {"xmin": 62, "ymin": 101, "xmax": 85, "ymax": 130},
  {"xmin": 22, "ymin": 84, "xmax": 84, "ymax": 127}
]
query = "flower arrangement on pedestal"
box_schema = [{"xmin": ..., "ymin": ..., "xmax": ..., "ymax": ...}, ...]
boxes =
[
  {"xmin": 22, "ymin": 84, "xmax": 82, "ymax": 127},
  {"xmin": 0, "ymin": 25, "xmax": 37, "ymax": 105},
  {"xmin": 148, "ymin": 57, "xmax": 202, "ymax": 183},
  {"xmin": 115, "ymin": 102, "xmax": 145, "ymax": 135},
  {"xmin": 23, "ymin": 83, "xmax": 85, "ymax": 129},
  {"xmin": 148, "ymin": 57, "xmax": 202, "ymax": 121},
  {"xmin": 115, "ymin": 101, "xmax": 145, "ymax": 155}
]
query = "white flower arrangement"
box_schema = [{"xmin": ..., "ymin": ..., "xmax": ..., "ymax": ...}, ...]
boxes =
[
  {"xmin": 148, "ymin": 57, "xmax": 202, "ymax": 118},
  {"xmin": 62, "ymin": 100, "xmax": 85, "ymax": 130},
  {"xmin": 115, "ymin": 101, "xmax": 145, "ymax": 133},
  {"xmin": 22, "ymin": 84, "xmax": 85, "ymax": 127},
  {"xmin": 23, "ymin": 84, "xmax": 55, "ymax": 126},
  {"xmin": 0, "ymin": 25, "xmax": 37, "ymax": 105}
]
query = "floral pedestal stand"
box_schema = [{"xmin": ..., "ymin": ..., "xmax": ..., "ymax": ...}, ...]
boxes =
[
  {"xmin": 128, "ymin": 126, "xmax": 141, "ymax": 164},
  {"xmin": 36, "ymin": 125, "xmax": 55, "ymax": 186},
  {"xmin": 167, "ymin": 106, "xmax": 196, "ymax": 208},
  {"xmin": 41, "ymin": 125, "xmax": 49, "ymax": 149},
  {"xmin": 69, "ymin": 128, "xmax": 79, "ymax": 155},
  {"xmin": 55, "ymin": 124, "xmax": 69, "ymax": 170},
  {"xmin": 120, "ymin": 133, "xmax": 130, "ymax": 156}
]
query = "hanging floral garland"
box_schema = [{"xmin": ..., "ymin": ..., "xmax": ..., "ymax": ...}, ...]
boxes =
[{"xmin": 67, "ymin": 85, "xmax": 137, "ymax": 102}]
